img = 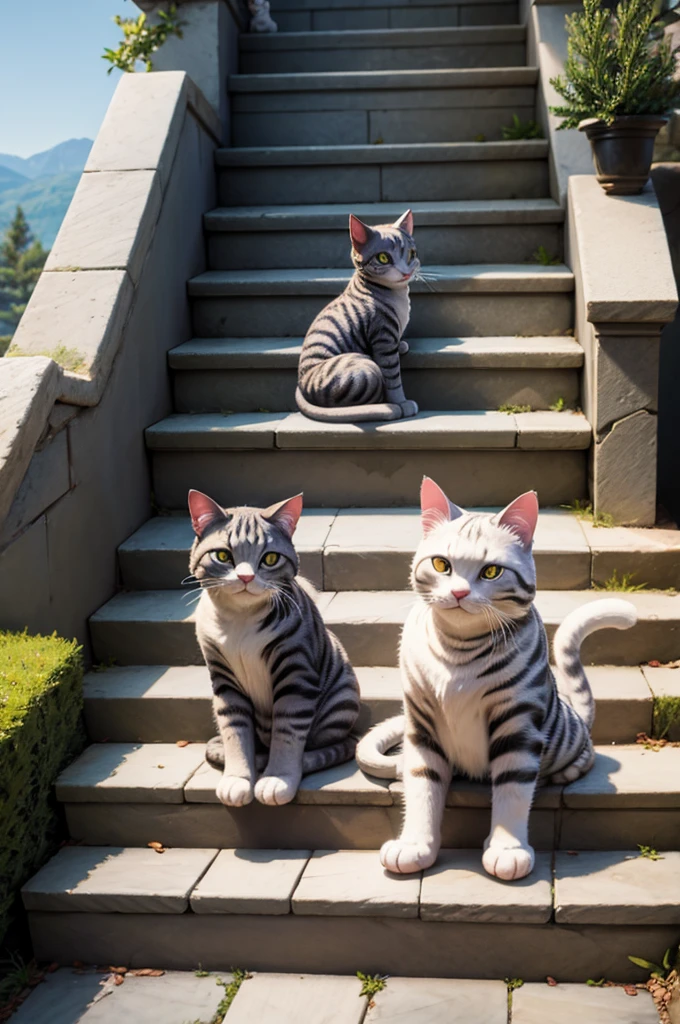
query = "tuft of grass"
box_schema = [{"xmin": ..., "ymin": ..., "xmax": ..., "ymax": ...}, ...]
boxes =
[
  {"xmin": 7, "ymin": 344, "xmax": 88, "ymax": 374},
  {"xmin": 562, "ymin": 499, "xmax": 615, "ymax": 528},
  {"xmin": 550, "ymin": 397, "xmax": 566, "ymax": 412},
  {"xmin": 195, "ymin": 967, "xmax": 210, "ymax": 978},
  {"xmin": 652, "ymin": 695, "xmax": 680, "ymax": 741},
  {"xmin": 638, "ymin": 844, "xmax": 663, "ymax": 861},
  {"xmin": 593, "ymin": 570, "xmax": 647, "ymax": 593},
  {"xmin": 473, "ymin": 132, "xmax": 486, "ymax": 142},
  {"xmin": 373, "ymin": 136, "xmax": 384, "ymax": 145},
  {"xmin": 505, "ymin": 978, "xmax": 524, "ymax": 1010},
  {"xmin": 357, "ymin": 972, "xmax": 388, "ymax": 998},
  {"xmin": 586, "ymin": 978, "xmax": 606, "ymax": 986},
  {"xmin": 498, "ymin": 402, "xmax": 532, "ymax": 414},
  {"xmin": 0, "ymin": 954, "xmax": 42, "ymax": 1006},
  {"xmin": 532, "ymin": 245, "xmax": 561, "ymax": 266},
  {"xmin": 212, "ymin": 969, "xmax": 251, "ymax": 1022},
  {"xmin": 502, "ymin": 114, "xmax": 543, "ymax": 140}
]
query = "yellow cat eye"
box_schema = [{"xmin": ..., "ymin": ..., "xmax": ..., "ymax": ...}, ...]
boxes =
[
  {"xmin": 376, "ymin": 252, "xmax": 391, "ymax": 265},
  {"xmin": 214, "ymin": 550, "xmax": 231, "ymax": 563},
  {"xmin": 432, "ymin": 556, "xmax": 451, "ymax": 574},
  {"xmin": 262, "ymin": 552, "xmax": 280, "ymax": 567},
  {"xmin": 481, "ymin": 565, "xmax": 504, "ymax": 580}
]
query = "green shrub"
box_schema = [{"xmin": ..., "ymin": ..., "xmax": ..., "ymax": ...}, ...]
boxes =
[{"xmin": 0, "ymin": 631, "xmax": 84, "ymax": 947}]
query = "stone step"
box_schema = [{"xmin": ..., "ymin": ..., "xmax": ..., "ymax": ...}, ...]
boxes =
[
  {"xmin": 171, "ymin": 336, "xmax": 581, "ymax": 414},
  {"xmin": 216, "ymin": 141, "xmax": 551, "ymax": 205},
  {"xmin": 239, "ymin": 26, "xmax": 527, "ymax": 74},
  {"xmin": 82, "ymin": 664, "xmax": 655, "ymax": 746},
  {"xmin": 204, "ymin": 200, "xmax": 564, "ymax": 269},
  {"xmin": 22, "ymin": 847, "xmax": 680, "ymax": 981},
  {"xmin": 187, "ymin": 265, "xmax": 574, "ymax": 338},
  {"xmin": 89, "ymin": 589, "xmax": 678, "ymax": 667},
  {"xmin": 145, "ymin": 410, "xmax": 588, "ymax": 508},
  {"xmin": 229, "ymin": 67, "xmax": 538, "ymax": 146},
  {"xmin": 270, "ymin": 0, "xmax": 520, "ymax": 32}
]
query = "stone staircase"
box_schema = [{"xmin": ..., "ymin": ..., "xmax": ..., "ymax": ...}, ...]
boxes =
[{"xmin": 23, "ymin": 0, "xmax": 680, "ymax": 988}]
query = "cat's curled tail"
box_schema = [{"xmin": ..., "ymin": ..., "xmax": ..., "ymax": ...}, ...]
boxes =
[
  {"xmin": 206, "ymin": 735, "xmax": 358, "ymax": 775},
  {"xmin": 295, "ymin": 386, "xmax": 403, "ymax": 424},
  {"xmin": 355, "ymin": 715, "xmax": 404, "ymax": 780},
  {"xmin": 553, "ymin": 598, "xmax": 637, "ymax": 729}
]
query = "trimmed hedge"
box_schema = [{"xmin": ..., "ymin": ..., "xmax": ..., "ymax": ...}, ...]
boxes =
[{"xmin": 0, "ymin": 631, "xmax": 84, "ymax": 946}]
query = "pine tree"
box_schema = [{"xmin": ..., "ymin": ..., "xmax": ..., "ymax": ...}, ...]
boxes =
[
  {"xmin": 0, "ymin": 207, "xmax": 48, "ymax": 355},
  {"xmin": 550, "ymin": 0, "xmax": 680, "ymax": 129}
]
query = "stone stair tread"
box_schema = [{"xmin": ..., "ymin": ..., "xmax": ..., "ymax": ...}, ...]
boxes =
[
  {"xmin": 169, "ymin": 336, "xmax": 584, "ymax": 369},
  {"xmin": 144, "ymin": 410, "xmax": 591, "ymax": 451},
  {"xmin": 512, "ymin": 983, "xmax": 660, "ymax": 1024},
  {"xmin": 205, "ymin": 198, "xmax": 564, "ymax": 229},
  {"xmin": 229, "ymin": 67, "xmax": 539, "ymax": 92},
  {"xmin": 240, "ymin": 24, "xmax": 526, "ymax": 50},
  {"xmin": 554, "ymin": 849, "xmax": 680, "ymax": 925},
  {"xmin": 188, "ymin": 264, "xmax": 574, "ymax": 295},
  {"xmin": 215, "ymin": 140, "xmax": 549, "ymax": 166},
  {"xmin": 272, "ymin": 0, "xmax": 517, "ymax": 8}
]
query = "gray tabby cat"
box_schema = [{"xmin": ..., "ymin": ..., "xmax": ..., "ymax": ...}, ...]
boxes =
[
  {"xmin": 188, "ymin": 489, "xmax": 360, "ymax": 807},
  {"xmin": 357, "ymin": 478, "xmax": 637, "ymax": 880},
  {"xmin": 296, "ymin": 210, "xmax": 420, "ymax": 423}
]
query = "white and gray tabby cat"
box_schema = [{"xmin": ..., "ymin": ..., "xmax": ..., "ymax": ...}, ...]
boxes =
[
  {"xmin": 188, "ymin": 489, "xmax": 360, "ymax": 807},
  {"xmin": 296, "ymin": 210, "xmax": 420, "ymax": 423},
  {"xmin": 357, "ymin": 478, "xmax": 637, "ymax": 881}
]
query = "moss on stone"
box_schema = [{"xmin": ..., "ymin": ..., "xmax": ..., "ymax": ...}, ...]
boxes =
[
  {"xmin": 7, "ymin": 345, "xmax": 87, "ymax": 374},
  {"xmin": 0, "ymin": 631, "xmax": 85, "ymax": 946}
]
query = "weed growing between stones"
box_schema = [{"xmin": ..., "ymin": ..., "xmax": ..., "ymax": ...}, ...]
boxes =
[
  {"xmin": 593, "ymin": 570, "xmax": 648, "ymax": 592},
  {"xmin": 562, "ymin": 499, "xmax": 615, "ymax": 527},
  {"xmin": 213, "ymin": 969, "xmax": 251, "ymax": 1022},
  {"xmin": 501, "ymin": 115, "xmax": 543, "ymax": 140},
  {"xmin": 357, "ymin": 972, "xmax": 388, "ymax": 998},
  {"xmin": 498, "ymin": 403, "xmax": 532, "ymax": 414},
  {"xmin": 505, "ymin": 977, "xmax": 524, "ymax": 1010},
  {"xmin": 550, "ymin": 396, "xmax": 566, "ymax": 411},
  {"xmin": 652, "ymin": 696, "xmax": 680, "ymax": 740},
  {"xmin": 628, "ymin": 945, "xmax": 679, "ymax": 1023},
  {"xmin": 532, "ymin": 245, "xmax": 561, "ymax": 266},
  {"xmin": 638, "ymin": 845, "xmax": 663, "ymax": 860}
]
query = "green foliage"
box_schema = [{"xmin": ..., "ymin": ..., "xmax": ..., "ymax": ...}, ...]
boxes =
[
  {"xmin": 0, "ymin": 631, "xmax": 85, "ymax": 946},
  {"xmin": 532, "ymin": 245, "xmax": 561, "ymax": 266},
  {"xmin": 562, "ymin": 499, "xmax": 615, "ymax": 527},
  {"xmin": 628, "ymin": 945, "xmax": 677, "ymax": 979},
  {"xmin": 587, "ymin": 977, "xmax": 606, "ymax": 985},
  {"xmin": 102, "ymin": 5, "xmax": 185, "ymax": 74},
  {"xmin": 550, "ymin": 0, "xmax": 680, "ymax": 129},
  {"xmin": 7, "ymin": 344, "xmax": 87, "ymax": 373},
  {"xmin": 499, "ymin": 402, "xmax": 532, "ymax": 414},
  {"xmin": 593, "ymin": 569, "xmax": 647, "ymax": 592},
  {"xmin": 213, "ymin": 969, "xmax": 251, "ymax": 1021},
  {"xmin": 0, "ymin": 207, "xmax": 47, "ymax": 350},
  {"xmin": 551, "ymin": 397, "xmax": 566, "ymax": 411},
  {"xmin": 357, "ymin": 972, "xmax": 388, "ymax": 998},
  {"xmin": 652, "ymin": 695, "xmax": 680, "ymax": 739},
  {"xmin": 501, "ymin": 114, "xmax": 543, "ymax": 140},
  {"xmin": 638, "ymin": 844, "xmax": 664, "ymax": 860},
  {"xmin": 505, "ymin": 978, "xmax": 524, "ymax": 1009}
]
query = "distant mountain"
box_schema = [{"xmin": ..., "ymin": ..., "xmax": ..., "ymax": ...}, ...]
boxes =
[
  {"xmin": 0, "ymin": 173, "xmax": 81, "ymax": 249},
  {"xmin": 0, "ymin": 139, "xmax": 92, "ymax": 181},
  {"xmin": 0, "ymin": 165, "xmax": 28, "ymax": 194}
]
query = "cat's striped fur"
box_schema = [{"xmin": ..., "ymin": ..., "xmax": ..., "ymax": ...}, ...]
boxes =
[
  {"xmin": 356, "ymin": 478, "xmax": 637, "ymax": 880},
  {"xmin": 188, "ymin": 489, "xmax": 360, "ymax": 807},
  {"xmin": 296, "ymin": 209, "xmax": 420, "ymax": 423}
]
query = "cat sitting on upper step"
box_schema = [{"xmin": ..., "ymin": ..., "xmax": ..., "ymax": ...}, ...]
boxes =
[
  {"xmin": 188, "ymin": 489, "xmax": 360, "ymax": 807},
  {"xmin": 356, "ymin": 478, "xmax": 638, "ymax": 881},
  {"xmin": 296, "ymin": 210, "xmax": 421, "ymax": 423}
]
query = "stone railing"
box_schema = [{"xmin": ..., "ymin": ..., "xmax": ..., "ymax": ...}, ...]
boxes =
[{"xmin": 0, "ymin": 70, "xmax": 221, "ymax": 646}]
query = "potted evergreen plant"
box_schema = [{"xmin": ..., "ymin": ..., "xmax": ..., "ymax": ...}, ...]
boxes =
[{"xmin": 550, "ymin": 0, "xmax": 680, "ymax": 195}]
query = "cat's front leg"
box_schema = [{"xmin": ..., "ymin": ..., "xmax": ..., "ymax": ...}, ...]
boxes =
[
  {"xmin": 381, "ymin": 703, "xmax": 451, "ymax": 874},
  {"xmin": 371, "ymin": 334, "xmax": 419, "ymax": 419},
  {"xmin": 483, "ymin": 736, "xmax": 542, "ymax": 881},
  {"xmin": 254, "ymin": 689, "xmax": 313, "ymax": 806},
  {"xmin": 211, "ymin": 680, "xmax": 257, "ymax": 808}
]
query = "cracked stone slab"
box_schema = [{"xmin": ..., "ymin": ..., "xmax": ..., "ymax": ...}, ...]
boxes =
[
  {"xmin": 420, "ymin": 849, "xmax": 552, "ymax": 923},
  {"xmin": 365, "ymin": 977, "xmax": 508, "ymax": 1023},
  {"xmin": 21, "ymin": 846, "xmax": 217, "ymax": 914},
  {"xmin": 190, "ymin": 849, "xmax": 310, "ymax": 914},
  {"xmin": 554, "ymin": 849, "xmax": 680, "ymax": 924},
  {"xmin": 56, "ymin": 742, "xmax": 206, "ymax": 803},
  {"xmin": 292, "ymin": 849, "xmax": 420, "ymax": 917},
  {"xmin": 512, "ymin": 982, "xmax": 659, "ymax": 1023},
  {"xmin": 563, "ymin": 744, "xmax": 680, "ymax": 808},
  {"xmin": 227, "ymin": 973, "xmax": 367, "ymax": 1024}
]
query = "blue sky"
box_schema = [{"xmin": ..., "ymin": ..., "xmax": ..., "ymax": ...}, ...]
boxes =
[{"xmin": 0, "ymin": 0, "xmax": 134, "ymax": 157}]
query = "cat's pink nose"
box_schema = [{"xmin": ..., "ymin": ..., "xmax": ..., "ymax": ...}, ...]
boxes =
[
  {"xmin": 238, "ymin": 573, "xmax": 255, "ymax": 584},
  {"xmin": 451, "ymin": 589, "xmax": 470, "ymax": 600}
]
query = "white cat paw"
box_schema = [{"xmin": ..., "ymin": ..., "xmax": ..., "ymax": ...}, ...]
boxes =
[
  {"xmin": 399, "ymin": 399, "xmax": 419, "ymax": 418},
  {"xmin": 254, "ymin": 774, "xmax": 298, "ymax": 806},
  {"xmin": 398, "ymin": 340, "xmax": 410, "ymax": 355},
  {"xmin": 216, "ymin": 775, "xmax": 253, "ymax": 807},
  {"xmin": 380, "ymin": 838, "xmax": 438, "ymax": 874},
  {"xmin": 482, "ymin": 842, "xmax": 535, "ymax": 881}
]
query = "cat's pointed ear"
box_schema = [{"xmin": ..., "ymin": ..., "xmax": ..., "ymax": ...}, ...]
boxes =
[
  {"xmin": 394, "ymin": 209, "xmax": 414, "ymax": 236},
  {"xmin": 497, "ymin": 491, "xmax": 539, "ymax": 549},
  {"xmin": 263, "ymin": 493, "xmax": 304, "ymax": 538},
  {"xmin": 188, "ymin": 490, "xmax": 226, "ymax": 538},
  {"xmin": 420, "ymin": 477, "xmax": 464, "ymax": 534},
  {"xmin": 349, "ymin": 214, "xmax": 372, "ymax": 254}
]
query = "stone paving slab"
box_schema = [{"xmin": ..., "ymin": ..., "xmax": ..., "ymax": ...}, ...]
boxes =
[
  {"xmin": 563, "ymin": 745, "xmax": 680, "ymax": 808},
  {"xmin": 512, "ymin": 982, "xmax": 659, "ymax": 1023},
  {"xmin": 420, "ymin": 849, "xmax": 552, "ymax": 923},
  {"xmin": 554, "ymin": 849, "xmax": 680, "ymax": 925},
  {"xmin": 191, "ymin": 849, "xmax": 311, "ymax": 914},
  {"xmin": 365, "ymin": 977, "xmax": 508, "ymax": 1023},
  {"xmin": 275, "ymin": 411, "xmax": 518, "ymax": 450},
  {"xmin": 145, "ymin": 412, "xmax": 286, "ymax": 449},
  {"xmin": 292, "ymin": 849, "xmax": 420, "ymax": 917},
  {"xmin": 21, "ymin": 846, "xmax": 217, "ymax": 914},
  {"xmin": 581, "ymin": 520, "xmax": 680, "ymax": 589},
  {"xmin": 227, "ymin": 973, "xmax": 367, "ymax": 1024},
  {"xmin": 55, "ymin": 742, "xmax": 205, "ymax": 804},
  {"xmin": 642, "ymin": 665, "xmax": 680, "ymax": 740},
  {"xmin": 587, "ymin": 666, "xmax": 653, "ymax": 744},
  {"xmin": 10, "ymin": 969, "xmax": 226, "ymax": 1024}
]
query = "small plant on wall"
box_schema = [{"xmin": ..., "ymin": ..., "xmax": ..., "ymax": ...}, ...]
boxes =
[
  {"xmin": 102, "ymin": 4, "xmax": 185, "ymax": 74},
  {"xmin": 550, "ymin": 0, "xmax": 680, "ymax": 194}
]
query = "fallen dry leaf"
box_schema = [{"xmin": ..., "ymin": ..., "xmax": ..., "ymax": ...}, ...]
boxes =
[
  {"xmin": 176, "ymin": 740, "xmax": 190, "ymax": 747},
  {"xmin": 647, "ymin": 660, "xmax": 661, "ymax": 668},
  {"xmin": 623, "ymin": 985, "xmax": 638, "ymax": 997},
  {"xmin": 546, "ymin": 977, "xmax": 558, "ymax": 986},
  {"xmin": 147, "ymin": 842, "xmax": 165, "ymax": 853},
  {"xmin": 113, "ymin": 975, "xmax": 124, "ymax": 987},
  {"xmin": 109, "ymin": 967, "xmax": 127, "ymax": 975}
]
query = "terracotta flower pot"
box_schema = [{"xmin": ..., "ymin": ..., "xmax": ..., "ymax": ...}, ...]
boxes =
[{"xmin": 579, "ymin": 115, "xmax": 668, "ymax": 195}]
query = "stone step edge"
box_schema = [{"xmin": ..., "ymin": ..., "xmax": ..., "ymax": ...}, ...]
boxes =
[
  {"xmin": 168, "ymin": 336, "xmax": 583, "ymax": 371},
  {"xmin": 239, "ymin": 25, "xmax": 526, "ymax": 50},
  {"xmin": 215, "ymin": 140, "xmax": 549, "ymax": 167},
  {"xmin": 22, "ymin": 846, "xmax": 680, "ymax": 926},
  {"xmin": 228, "ymin": 67, "xmax": 539, "ymax": 92}
]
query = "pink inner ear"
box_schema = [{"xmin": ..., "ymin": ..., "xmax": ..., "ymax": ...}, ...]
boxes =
[
  {"xmin": 498, "ymin": 491, "xmax": 539, "ymax": 548},
  {"xmin": 188, "ymin": 490, "xmax": 224, "ymax": 538},
  {"xmin": 265, "ymin": 493, "xmax": 304, "ymax": 538},
  {"xmin": 394, "ymin": 209, "xmax": 414, "ymax": 236},
  {"xmin": 420, "ymin": 477, "xmax": 462, "ymax": 534},
  {"xmin": 349, "ymin": 214, "xmax": 371, "ymax": 252}
]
